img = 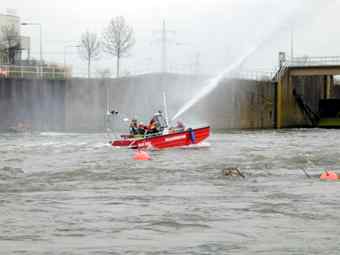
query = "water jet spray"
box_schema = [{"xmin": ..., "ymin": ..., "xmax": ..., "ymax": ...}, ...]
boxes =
[{"xmin": 172, "ymin": 0, "xmax": 337, "ymax": 122}]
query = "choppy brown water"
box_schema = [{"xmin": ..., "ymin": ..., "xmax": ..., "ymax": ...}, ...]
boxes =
[{"xmin": 1, "ymin": 129, "xmax": 340, "ymax": 254}]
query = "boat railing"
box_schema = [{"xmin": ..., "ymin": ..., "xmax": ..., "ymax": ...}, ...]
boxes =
[{"xmin": 142, "ymin": 127, "xmax": 187, "ymax": 139}]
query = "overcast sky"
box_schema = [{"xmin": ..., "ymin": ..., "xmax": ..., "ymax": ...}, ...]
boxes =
[{"xmin": 2, "ymin": 0, "xmax": 340, "ymax": 77}]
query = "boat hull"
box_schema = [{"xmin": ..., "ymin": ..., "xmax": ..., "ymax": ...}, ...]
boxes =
[{"xmin": 112, "ymin": 126, "xmax": 210, "ymax": 149}]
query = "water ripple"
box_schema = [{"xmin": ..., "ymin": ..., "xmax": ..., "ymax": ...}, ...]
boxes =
[{"xmin": 1, "ymin": 130, "xmax": 340, "ymax": 254}]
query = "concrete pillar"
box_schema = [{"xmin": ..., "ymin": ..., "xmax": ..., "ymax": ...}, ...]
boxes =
[
  {"xmin": 325, "ymin": 75, "xmax": 333, "ymax": 99},
  {"xmin": 289, "ymin": 75, "xmax": 293, "ymax": 107},
  {"xmin": 276, "ymin": 79, "xmax": 283, "ymax": 129},
  {"xmin": 330, "ymin": 75, "xmax": 334, "ymax": 97}
]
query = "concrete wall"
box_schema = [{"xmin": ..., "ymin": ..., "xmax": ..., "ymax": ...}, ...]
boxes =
[
  {"xmin": 0, "ymin": 72, "xmax": 337, "ymax": 132},
  {"xmin": 194, "ymin": 74, "xmax": 335, "ymax": 129},
  {"xmin": 66, "ymin": 76, "xmax": 276, "ymax": 131},
  {"xmin": 64, "ymin": 73, "xmax": 208, "ymax": 131},
  {"xmin": 0, "ymin": 74, "xmax": 208, "ymax": 132},
  {"xmin": 186, "ymin": 79, "xmax": 275, "ymax": 130},
  {"xmin": 0, "ymin": 78, "xmax": 65, "ymax": 131},
  {"xmin": 278, "ymin": 72, "xmax": 328, "ymax": 128},
  {"xmin": 332, "ymin": 84, "xmax": 340, "ymax": 98}
]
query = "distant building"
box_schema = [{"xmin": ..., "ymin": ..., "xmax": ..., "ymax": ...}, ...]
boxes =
[
  {"xmin": 0, "ymin": 11, "xmax": 30, "ymax": 65},
  {"xmin": 0, "ymin": 10, "xmax": 71, "ymax": 79}
]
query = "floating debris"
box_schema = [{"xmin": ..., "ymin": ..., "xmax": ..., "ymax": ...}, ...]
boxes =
[{"xmin": 223, "ymin": 167, "xmax": 245, "ymax": 178}]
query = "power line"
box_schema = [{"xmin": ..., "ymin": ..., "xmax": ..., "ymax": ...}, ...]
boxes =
[{"xmin": 153, "ymin": 20, "xmax": 175, "ymax": 73}]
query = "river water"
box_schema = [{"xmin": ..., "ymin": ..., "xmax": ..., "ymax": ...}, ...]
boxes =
[{"xmin": 1, "ymin": 129, "xmax": 340, "ymax": 254}]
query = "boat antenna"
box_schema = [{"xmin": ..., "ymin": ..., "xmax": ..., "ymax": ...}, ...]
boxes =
[
  {"xmin": 105, "ymin": 109, "xmax": 119, "ymax": 140},
  {"xmin": 163, "ymin": 92, "xmax": 170, "ymax": 127}
]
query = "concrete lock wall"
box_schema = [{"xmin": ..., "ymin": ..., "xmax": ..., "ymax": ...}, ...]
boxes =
[
  {"xmin": 0, "ymin": 78, "xmax": 66, "ymax": 131},
  {"xmin": 332, "ymin": 83, "xmax": 340, "ymax": 98},
  {"xmin": 0, "ymin": 72, "xmax": 336, "ymax": 132},
  {"xmin": 278, "ymin": 72, "xmax": 328, "ymax": 128},
  {"xmin": 189, "ymin": 79, "xmax": 275, "ymax": 129},
  {"xmin": 0, "ymin": 74, "xmax": 209, "ymax": 132},
  {"xmin": 64, "ymin": 73, "xmax": 208, "ymax": 131}
]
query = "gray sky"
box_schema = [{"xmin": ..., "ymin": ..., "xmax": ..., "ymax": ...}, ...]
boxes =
[{"xmin": 2, "ymin": 0, "xmax": 340, "ymax": 77}]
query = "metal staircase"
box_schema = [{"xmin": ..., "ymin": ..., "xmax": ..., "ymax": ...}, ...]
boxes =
[{"xmin": 293, "ymin": 90, "xmax": 320, "ymax": 126}]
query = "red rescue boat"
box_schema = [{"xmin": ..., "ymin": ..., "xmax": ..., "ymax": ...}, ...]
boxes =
[{"xmin": 111, "ymin": 126, "xmax": 210, "ymax": 149}]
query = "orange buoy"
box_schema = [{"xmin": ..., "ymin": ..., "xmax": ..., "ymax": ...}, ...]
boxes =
[
  {"xmin": 320, "ymin": 171, "xmax": 338, "ymax": 181},
  {"xmin": 133, "ymin": 150, "xmax": 151, "ymax": 161}
]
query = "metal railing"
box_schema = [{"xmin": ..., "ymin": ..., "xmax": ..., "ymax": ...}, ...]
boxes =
[
  {"xmin": 273, "ymin": 56, "xmax": 340, "ymax": 81},
  {"xmin": 224, "ymin": 56, "xmax": 340, "ymax": 82},
  {"xmin": 228, "ymin": 70, "xmax": 277, "ymax": 81},
  {"xmin": 0, "ymin": 65, "xmax": 69, "ymax": 80},
  {"xmin": 287, "ymin": 56, "xmax": 340, "ymax": 67},
  {"xmin": 275, "ymin": 64, "xmax": 288, "ymax": 81}
]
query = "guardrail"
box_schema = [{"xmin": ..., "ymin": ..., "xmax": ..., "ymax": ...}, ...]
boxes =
[
  {"xmin": 0, "ymin": 65, "xmax": 69, "ymax": 80},
  {"xmin": 223, "ymin": 56, "xmax": 340, "ymax": 82},
  {"xmin": 273, "ymin": 56, "xmax": 340, "ymax": 81},
  {"xmin": 287, "ymin": 56, "xmax": 340, "ymax": 67},
  {"xmin": 229, "ymin": 70, "xmax": 277, "ymax": 81}
]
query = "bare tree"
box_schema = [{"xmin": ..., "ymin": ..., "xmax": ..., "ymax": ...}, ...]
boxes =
[
  {"xmin": 79, "ymin": 30, "xmax": 101, "ymax": 78},
  {"xmin": 102, "ymin": 16, "xmax": 135, "ymax": 77},
  {"xmin": 0, "ymin": 25, "xmax": 21, "ymax": 64}
]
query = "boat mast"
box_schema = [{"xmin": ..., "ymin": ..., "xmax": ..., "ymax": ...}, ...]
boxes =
[{"xmin": 163, "ymin": 92, "xmax": 170, "ymax": 128}]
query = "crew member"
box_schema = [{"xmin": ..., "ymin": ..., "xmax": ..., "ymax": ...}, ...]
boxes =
[
  {"xmin": 147, "ymin": 118, "xmax": 158, "ymax": 133},
  {"xmin": 175, "ymin": 121, "xmax": 185, "ymax": 131},
  {"xmin": 129, "ymin": 118, "xmax": 138, "ymax": 135},
  {"xmin": 137, "ymin": 122, "xmax": 146, "ymax": 135}
]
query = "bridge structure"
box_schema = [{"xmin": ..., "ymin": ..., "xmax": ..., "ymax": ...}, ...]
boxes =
[
  {"xmin": 275, "ymin": 56, "xmax": 340, "ymax": 128},
  {"xmin": 219, "ymin": 56, "xmax": 340, "ymax": 129}
]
